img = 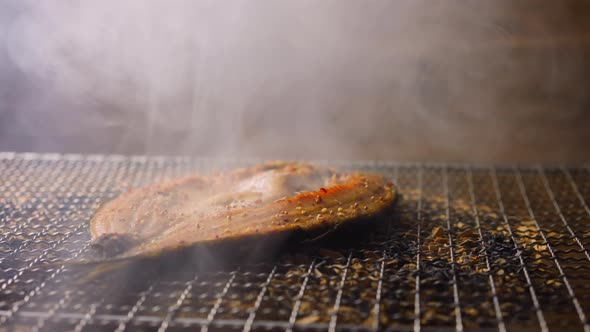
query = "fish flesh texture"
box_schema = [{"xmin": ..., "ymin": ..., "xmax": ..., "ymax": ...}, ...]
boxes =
[{"xmin": 90, "ymin": 161, "xmax": 396, "ymax": 260}]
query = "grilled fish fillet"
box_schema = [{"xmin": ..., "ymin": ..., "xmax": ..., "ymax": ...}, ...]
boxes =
[{"xmin": 90, "ymin": 161, "xmax": 396, "ymax": 259}]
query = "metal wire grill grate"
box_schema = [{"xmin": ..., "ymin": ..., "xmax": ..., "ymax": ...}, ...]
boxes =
[{"xmin": 1, "ymin": 153, "xmax": 590, "ymax": 331}]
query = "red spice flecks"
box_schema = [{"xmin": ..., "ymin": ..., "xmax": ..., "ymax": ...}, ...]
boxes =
[{"xmin": 320, "ymin": 187, "xmax": 328, "ymax": 194}]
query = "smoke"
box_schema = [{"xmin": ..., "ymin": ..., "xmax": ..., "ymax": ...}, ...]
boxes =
[{"xmin": 1, "ymin": 1, "xmax": 589, "ymax": 162}]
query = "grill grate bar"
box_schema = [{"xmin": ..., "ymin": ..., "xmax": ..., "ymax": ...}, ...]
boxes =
[
  {"xmin": 0, "ymin": 218, "xmax": 35, "ymax": 252},
  {"xmin": 466, "ymin": 167, "xmax": 506, "ymax": 332},
  {"xmin": 0, "ymin": 217, "xmax": 67, "ymax": 270},
  {"xmin": 372, "ymin": 164, "xmax": 399, "ymax": 331},
  {"xmin": 515, "ymin": 168, "xmax": 590, "ymax": 331},
  {"xmin": 373, "ymin": 250, "xmax": 386, "ymax": 331},
  {"xmin": 413, "ymin": 166, "xmax": 424, "ymax": 332},
  {"xmin": 242, "ymin": 266, "xmax": 277, "ymax": 332},
  {"xmin": 157, "ymin": 275, "xmax": 199, "ymax": 332},
  {"xmin": 31, "ymin": 290, "xmax": 72, "ymax": 332},
  {"xmin": 0, "ymin": 310, "xmax": 400, "ymax": 332},
  {"xmin": 201, "ymin": 270, "xmax": 237, "ymax": 332},
  {"xmin": 563, "ymin": 167, "xmax": 590, "ymax": 239},
  {"xmin": 0, "ymin": 240, "xmax": 90, "ymax": 326},
  {"xmin": 442, "ymin": 166, "xmax": 463, "ymax": 332},
  {"xmin": 286, "ymin": 260, "xmax": 316, "ymax": 332},
  {"xmin": 114, "ymin": 282, "xmax": 157, "ymax": 332},
  {"xmin": 542, "ymin": 167, "xmax": 590, "ymax": 263},
  {"xmin": 328, "ymin": 252, "xmax": 353, "ymax": 332},
  {"xmin": 490, "ymin": 167, "xmax": 549, "ymax": 332},
  {"xmin": 73, "ymin": 300, "xmax": 103, "ymax": 332}
]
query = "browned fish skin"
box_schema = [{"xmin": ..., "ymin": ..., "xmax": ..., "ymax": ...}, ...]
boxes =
[{"xmin": 90, "ymin": 161, "xmax": 396, "ymax": 259}]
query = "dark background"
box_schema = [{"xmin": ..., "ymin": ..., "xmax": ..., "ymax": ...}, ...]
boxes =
[{"xmin": 1, "ymin": 0, "xmax": 589, "ymax": 163}]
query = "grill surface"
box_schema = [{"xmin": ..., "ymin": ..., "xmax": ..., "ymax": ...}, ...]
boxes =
[{"xmin": 1, "ymin": 153, "xmax": 590, "ymax": 332}]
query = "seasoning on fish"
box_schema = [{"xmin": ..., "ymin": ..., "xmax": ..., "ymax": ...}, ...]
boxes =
[{"xmin": 90, "ymin": 161, "xmax": 396, "ymax": 259}]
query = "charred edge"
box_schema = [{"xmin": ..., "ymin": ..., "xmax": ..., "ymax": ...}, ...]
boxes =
[{"xmin": 91, "ymin": 233, "xmax": 138, "ymax": 258}]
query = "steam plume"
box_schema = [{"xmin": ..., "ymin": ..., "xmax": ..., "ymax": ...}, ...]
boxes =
[{"xmin": 1, "ymin": 1, "xmax": 589, "ymax": 162}]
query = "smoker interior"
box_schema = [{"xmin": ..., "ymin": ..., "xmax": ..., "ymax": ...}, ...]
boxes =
[{"xmin": 1, "ymin": 153, "xmax": 590, "ymax": 332}]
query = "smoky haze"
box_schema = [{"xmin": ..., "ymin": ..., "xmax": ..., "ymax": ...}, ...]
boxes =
[{"xmin": 1, "ymin": 0, "xmax": 589, "ymax": 163}]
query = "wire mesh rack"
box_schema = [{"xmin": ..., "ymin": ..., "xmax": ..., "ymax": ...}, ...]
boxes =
[{"xmin": 1, "ymin": 152, "xmax": 590, "ymax": 332}]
